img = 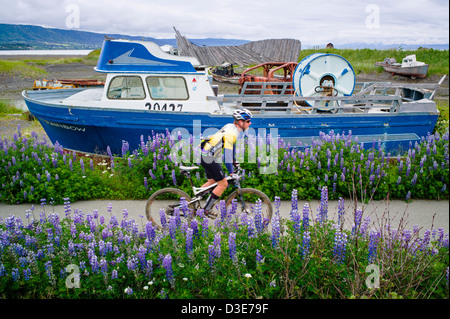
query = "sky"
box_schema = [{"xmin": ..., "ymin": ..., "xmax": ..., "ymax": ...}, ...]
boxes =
[{"xmin": 0, "ymin": 0, "xmax": 448, "ymax": 46}]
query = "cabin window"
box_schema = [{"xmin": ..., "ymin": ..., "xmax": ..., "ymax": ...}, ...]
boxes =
[
  {"xmin": 146, "ymin": 76, "xmax": 189, "ymax": 100},
  {"xmin": 107, "ymin": 76, "xmax": 146, "ymax": 100}
]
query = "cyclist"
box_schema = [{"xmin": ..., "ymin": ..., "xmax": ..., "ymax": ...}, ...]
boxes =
[{"xmin": 200, "ymin": 108, "xmax": 252, "ymax": 216}]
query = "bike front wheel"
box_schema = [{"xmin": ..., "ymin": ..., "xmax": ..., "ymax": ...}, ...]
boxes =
[
  {"xmin": 224, "ymin": 188, "xmax": 273, "ymax": 224},
  {"xmin": 145, "ymin": 188, "xmax": 194, "ymax": 229}
]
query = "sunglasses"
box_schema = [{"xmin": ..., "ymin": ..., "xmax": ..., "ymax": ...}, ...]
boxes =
[{"xmin": 245, "ymin": 120, "xmax": 251, "ymax": 123}]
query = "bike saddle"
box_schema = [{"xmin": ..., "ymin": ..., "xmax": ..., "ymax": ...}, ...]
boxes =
[{"xmin": 179, "ymin": 165, "xmax": 199, "ymax": 172}]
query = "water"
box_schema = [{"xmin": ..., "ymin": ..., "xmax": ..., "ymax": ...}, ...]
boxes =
[{"xmin": 0, "ymin": 49, "xmax": 93, "ymax": 56}]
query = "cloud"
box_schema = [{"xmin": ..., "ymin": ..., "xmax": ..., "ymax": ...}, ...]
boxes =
[{"xmin": 0, "ymin": 0, "xmax": 448, "ymax": 45}]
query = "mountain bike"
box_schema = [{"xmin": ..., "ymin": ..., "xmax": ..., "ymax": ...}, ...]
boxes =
[{"xmin": 145, "ymin": 165, "xmax": 273, "ymax": 229}]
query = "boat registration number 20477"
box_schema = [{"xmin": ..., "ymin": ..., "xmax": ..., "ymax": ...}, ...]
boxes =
[{"xmin": 145, "ymin": 102, "xmax": 183, "ymax": 111}]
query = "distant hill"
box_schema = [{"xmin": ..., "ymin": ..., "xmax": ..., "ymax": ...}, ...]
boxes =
[
  {"xmin": 0, "ymin": 23, "xmax": 249, "ymax": 50},
  {"xmin": 1, "ymin": 23, "xmax": 447, "ymax": 51}
]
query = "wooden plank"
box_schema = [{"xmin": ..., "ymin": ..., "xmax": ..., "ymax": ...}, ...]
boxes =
[{"xmin": 174, "ymin": 27, "xmax": 301, "ymax": 66}]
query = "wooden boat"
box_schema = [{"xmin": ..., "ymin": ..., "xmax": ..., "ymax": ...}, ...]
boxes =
[
  {"xmin": 210, "ymin": 62, "xmax": 241, "ymax": 84},
  {"xmin": 22, "ymin": 39, "xmax": 443, "ymax": 156},
  {"xmin": 375, "ymin": 55, "xmax": 429, "ymax": 79}
]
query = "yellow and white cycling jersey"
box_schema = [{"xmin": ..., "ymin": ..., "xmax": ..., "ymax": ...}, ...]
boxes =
[
  {"xmin": 201, "ymin": 123, "xmax": 241, "ymax": 174},
  {"xmin": 201, "ymin": 123, "xmax": 239, "ymax": 157}
]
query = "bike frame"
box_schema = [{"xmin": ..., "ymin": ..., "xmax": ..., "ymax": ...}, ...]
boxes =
[{"xmin": 179, "ymin": 165, "xmax": 240, "ymax": 209}]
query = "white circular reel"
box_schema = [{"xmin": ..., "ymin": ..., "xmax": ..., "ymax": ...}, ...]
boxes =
[{"xmin": 293, "ymin": 53, "xmax": 355, "ymax": 110}]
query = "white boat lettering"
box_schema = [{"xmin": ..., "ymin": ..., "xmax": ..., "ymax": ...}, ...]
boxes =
[
  {"xmin": 145, "ymin": 102, "xmax": 183, "ymax": 111},
  {"xmin": 43, "ymin": 119, "xmax": 86, "ymax": 132}
]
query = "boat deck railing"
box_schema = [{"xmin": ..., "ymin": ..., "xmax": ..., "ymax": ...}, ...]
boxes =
[{"xmin": 208, "ymin": 78, "xmax": 444, "ymax": 115}]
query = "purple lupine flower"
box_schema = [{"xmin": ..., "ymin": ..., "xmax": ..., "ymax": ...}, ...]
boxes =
[
  {"xmin": 171, "ymin": 169, "xmax": 177, "ymax": 186},
  {"xmin": 186, "ymin": 228, "xmax": 194, "ymax": 256},
  {"xmin": 190, "ymin": 219, "xmax": 198, "ymax": 238},
  {"xmin": 127, "ymin": 256, "xmax": 138, "ymax": 271},
  {"xmin": 337, "ymin": 197, "xmax": 345, "ymax": 228},
  {"xmin": 122, "ymin": 140, "xmax": 129, "ymax": 157},
  {"xmin": 159, "ymin": 209, "xmax": 167, "ymax": 228},
  {"xmin": 302, "ymin": 203, "xmax": 310, "ymax": 230},
  {"xmin": 219, "ymin": 200, "xmax": 227, "ymax": 222},
  {"xmin": 291, "ymin": 209, "xmax": 301, "ymax": 235},
  {"xmin": 420, "ymin": 229, "xmax": 431, "ymax": 252},
  {"xmin": 143, "ymin": 177, "xmax": 148, "ymax": 189},
  {"xmin": 45, "ymin": 260, "xmax": 53, "ymax": 280},
  {"xmin": 180, "ymin": 197, "xmax": 191, "ymax": 220},
  {"xmin": 368, "ymin": 228, "xmax": 380, "ymax": 263},
  {"xmin": 246, "ymin": 216, "xmax": 255, "ymax": 238},
  {"xmin": 162, "ymin": 254, "xmax": 174, "ymax": 284},
  {"xmin": 169, "ymin": 216, "xmax": 177, "ymax": 240},
  {"xmin": 254, "ymin": 199, "xmax": 263, "ymax": 233},
  {"xmin": 214, "ymin": 233, "xmax": 221, "ymax": 256},
  {"xmin": 433, "ymin": 160, "xmax": 438, "ymax": 170},
  {"xmin": 137, "ymin": 247, "xmax": 147, "ymax": 270},
  {"xmin": 208, "ymin": 244, "xmax": 216, "ymax": 268},
  {"xmin": 333, "ymin": 230, "xmax": 348, "ymax": 264},
  {"xmin": 317, "ymin": 186, "xmax": 328, "ymax": 223},
  {"xmin": 301, "ymin": 231, "xmax": 311, "ymax": 258},
  {"xmin": 411, "ymin": 173, "xmax": 418, "ymax": 186},
  {"xmin": 201, "ymin": 217, "xmax": 209, "ymax": 237},
  {"xmin": 23, "ymin": 268, "xmax": 31, "ymax": 281},
  {"xmin": 149, "ymin": 169, "xmax": 156, "ymax": 180},
  {"xmin": 352, "ymin": 208, "xmax": 363, "ymax": 236},
  {"xmin": 256, "ymin": 249, "xmax": 263, "ymax": 264},
  {"xmin": 271, "ymin": 212, "xmax": 281, "ymax": 248},
  {"xmin": 99, "ymin": 258, "xmax": 108, "ymax": 274},
  {"xmin": 290, "ymin": 189, "xmax": 298, "ymax": 216},
  {"xmin": 405, "ymin": 191, "xmax": 411, "ymax": 200},
  {"xmin": 228, "ymin": 232, "xmax": 237, "ymax": 262},
  {"xmin": 12, "ymin": 268, "xmax": 20, "ymax": 281},
  {"xmin": 124, "ymin": 287, "xmax": 133, "ymax": 295}
]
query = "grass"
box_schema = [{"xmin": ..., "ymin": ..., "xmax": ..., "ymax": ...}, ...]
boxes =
[
  {"xmin": 0, "ymin": 48, "xmax": 101, "ymax": 78},
  {"xmin": 0, "ymin": 100, "xmax": 21, "ymax": 115},
  {"xmin": 0, "ymin": 60, "xmax": 46, "ymax": 78}
]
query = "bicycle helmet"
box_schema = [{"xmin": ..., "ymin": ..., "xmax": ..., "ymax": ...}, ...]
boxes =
[{"xmin": 232, "ymin": 108, "xmax": 253, "ymax": 121}]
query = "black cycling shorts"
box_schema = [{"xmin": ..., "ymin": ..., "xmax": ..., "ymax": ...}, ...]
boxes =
[{"xmin": 201, "ymin": 155, "xmax": 226, "ymax": 182}]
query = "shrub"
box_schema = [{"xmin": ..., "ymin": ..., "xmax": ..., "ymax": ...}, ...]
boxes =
[{"xmin": 1, "ymin": 125, "xmax": 449, "ymax": 205}]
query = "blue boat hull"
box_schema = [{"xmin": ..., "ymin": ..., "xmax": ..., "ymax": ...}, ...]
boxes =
[{"xmin": 23, "ymin": 90, "xmax": 438, "ymax": 155}]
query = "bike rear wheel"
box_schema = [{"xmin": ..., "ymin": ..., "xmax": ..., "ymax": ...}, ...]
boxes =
[
  {"xmin": 224, "ymin": 188, "xmax": 273, "ymax": 224},
  {"xmin": 145, "ymin": 188, "xmax": 194, "ymax": 229}
]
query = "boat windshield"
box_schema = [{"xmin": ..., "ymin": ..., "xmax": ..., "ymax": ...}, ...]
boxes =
[
  {"xmin": 146, "ymin": 76, "xmax": 189, "ymax": 100},
  {"xmin": 107, "ymin": 76, "xmax": 146, "ymax": 100}
]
